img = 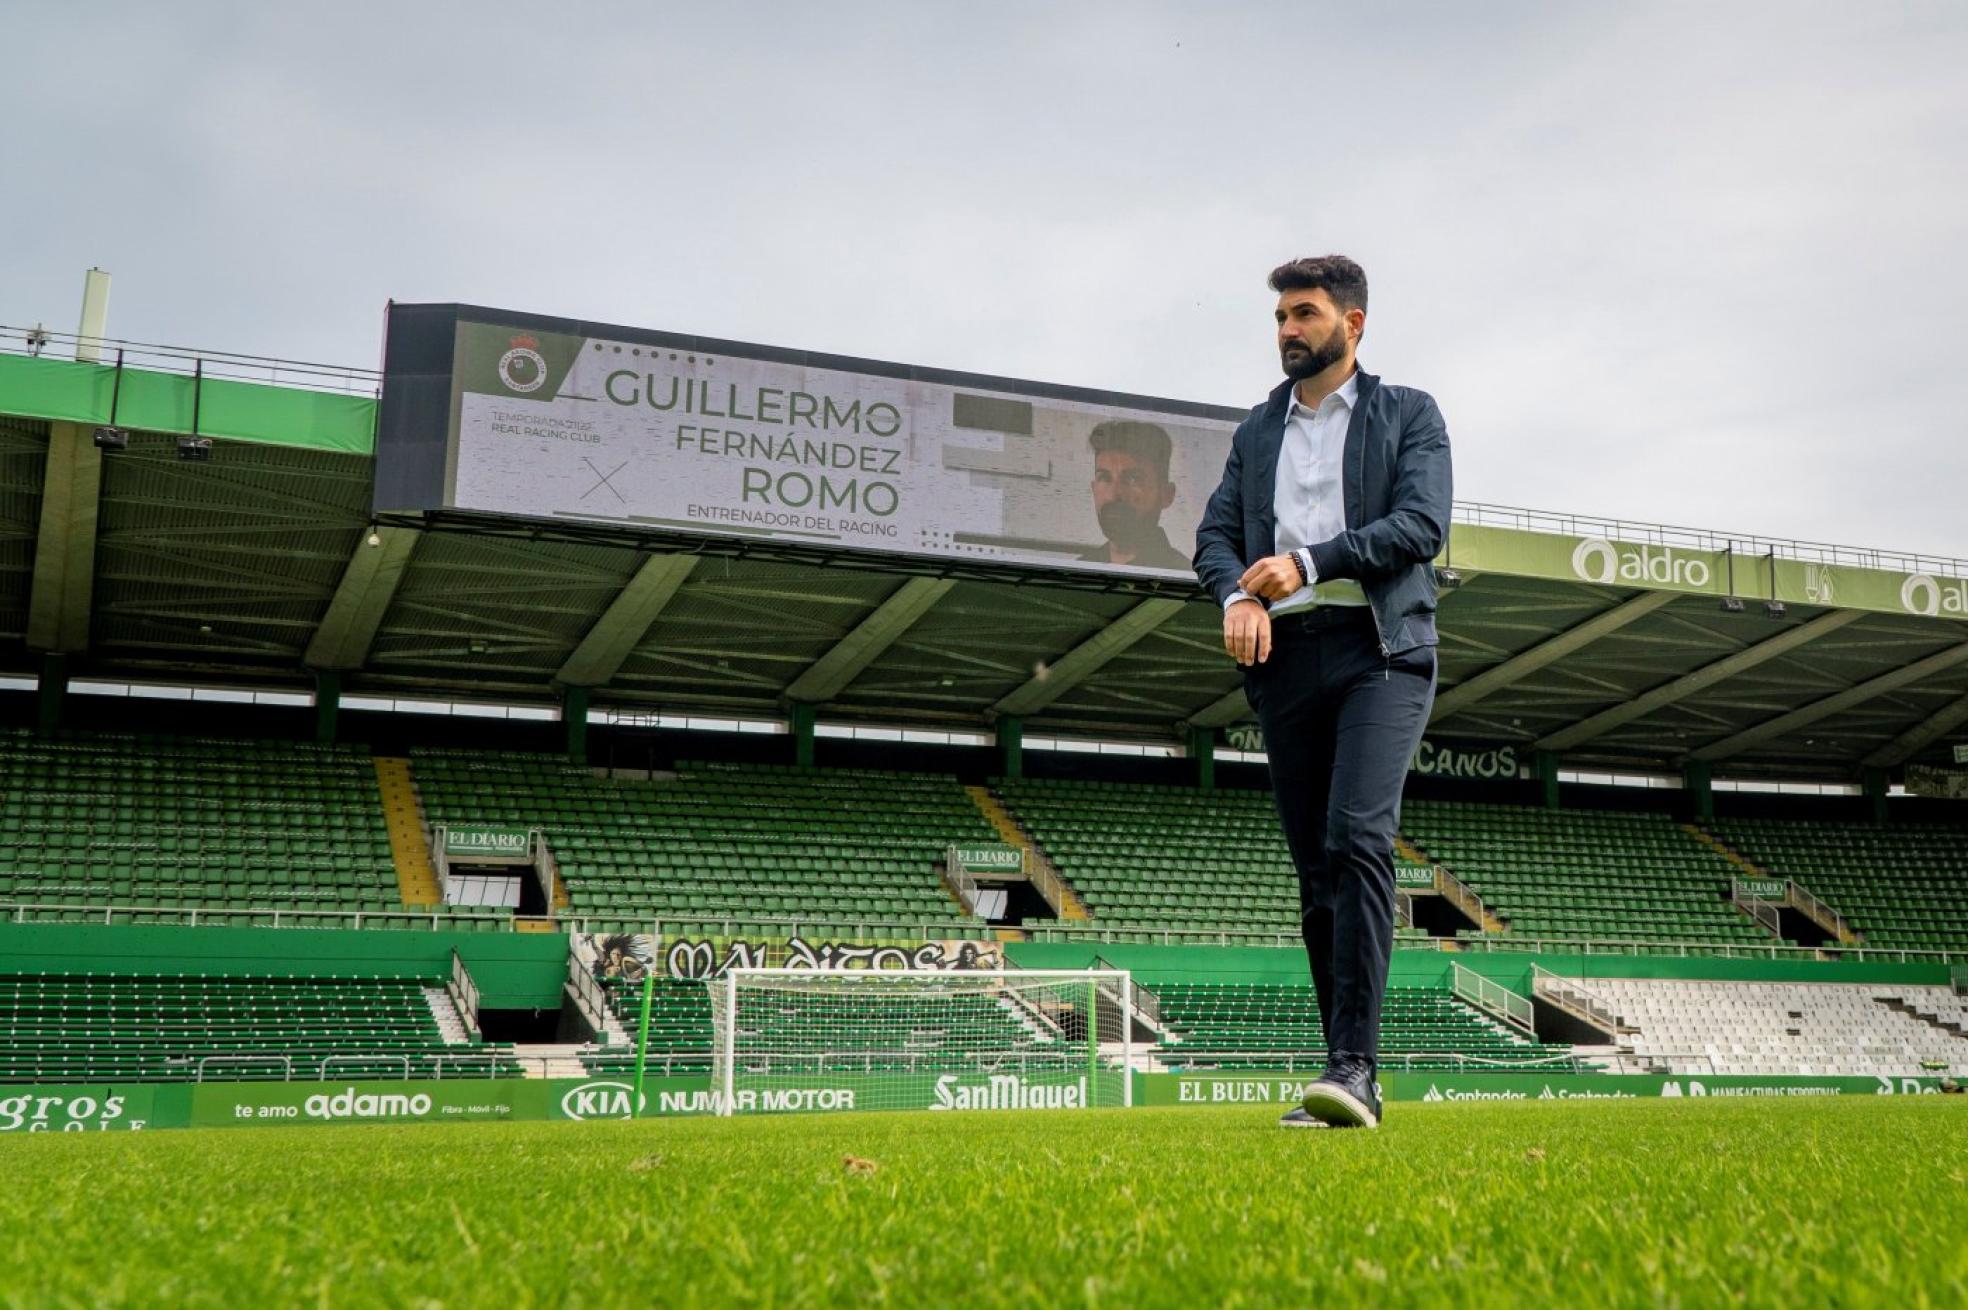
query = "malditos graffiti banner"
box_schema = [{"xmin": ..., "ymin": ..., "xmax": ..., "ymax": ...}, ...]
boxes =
[{"xmin": 584, "ymin": 932, "xmax": 1002, "ymax": 983}]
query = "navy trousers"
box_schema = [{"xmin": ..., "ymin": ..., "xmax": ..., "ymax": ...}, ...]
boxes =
[{"xmin": 1243, "ymin": 606, "xmax": 1436, "ymax": 1063}]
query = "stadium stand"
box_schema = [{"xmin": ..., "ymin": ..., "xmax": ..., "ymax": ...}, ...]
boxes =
[
  {"xmin": 1705, "ymin": 817, "xmax": 1968, "ymax": 952},
  {"xmin": 0, "ymin": 971, "xmax": 517, "ymax": 1082},
  {"xmin": 1593, "ymin": 978, "xmax": 1968, "ymax": 1078},
  {"xmin": 413, "ymin": 751, "xmax": 995, "ymax": 930},
  {"xmin": 0, "ymin": 728, "xmax": 404, "ymax": 917},
  {"xmin": 580, "ymin": 972, "xmax": 1575, "ymax": 1076},
  {"xmin": 1399, "ymin": 799, "xmax": 1771, "ymax": 947},
  {"xmin": 584, "ymin": 978, "xmax": 713, "ymax": 1075},
  {"xmin": 582, "ymin": 974, "xmax": 1066, "ymax": 1075},
  {"xmin": 1151, "ymin": 981, "xmax": 1573, "ymax": 1071},
  {"xmin": 993, "ymin": 778, "xmax": 1436, "ymax": 941}
]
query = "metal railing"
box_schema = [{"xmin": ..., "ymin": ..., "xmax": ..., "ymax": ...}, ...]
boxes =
[
  {"xmin": 8, "ymin": 319, "xmax": 1968, "ymax": 577},
  {"xmin": 1157, "ymin": 1050, "xmax": 1611, "ymax": 1075},
  {"xmin": 1450, "ymin": 501, "xmax": 1968, "ymax": 580},
  {"xmin": 1451, "ymin": 961, "xmax": 1535, "ymax": 1033},
  {"xmin": 3, "ymin": 897, "xmax": 1962, "ymax": 966},
  {"xmin": 941, "ymin": 847, "xmax": 980, "ymax": 915},
  {"xmin": 1733, "ymin": 892, "xmax": 1784, "ymax": 937},
  {"xmin": 1448, "ymin": 933, "xmax": 1968, "ymax": 966},
  {"xmin": 1787, "ymin": 880, "xmax": 1859, "ymax": 943},
  {"xmin": 0, "ymin": 324, "xmax": 380, "ymax": 397},
  {"xmin": 448, "ymin": 949, "xmax": 483, "ymax": 1038},
  {"xmin": 191, "ymin": 1054, "xmax": 294, "ymax": 1082},
  {"xmin": 0, "ymin": 901, "xmax": 513, "ymax": 932},
  {"xmin": 562, "ymin": 940, "xmax": 614, "ymax": 1041},
  {"xmin": 1435, "ymin": 865, "xmax": 1498, "ymax": 931},
  {"xmin": 1096, "ymin": 953, "xmax": 1164, "ymax": 1030},
  {"xmin": 1531, "ymin": 965, "xmax": 1628, "ymax": 1035}
]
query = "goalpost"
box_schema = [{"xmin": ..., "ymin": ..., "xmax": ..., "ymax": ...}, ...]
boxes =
[{"xmin": 706, "ymin": 968, "xmax": 1134, "ymax": 1116}]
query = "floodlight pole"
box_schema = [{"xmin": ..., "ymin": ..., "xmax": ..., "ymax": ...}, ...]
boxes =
[{"xmin": 631, "ymin": 966, "xmax": 655, "ymax": 1119}]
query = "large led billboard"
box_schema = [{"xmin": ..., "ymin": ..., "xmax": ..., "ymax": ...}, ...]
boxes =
[{"xmin": 375, "ymin": 304, "xmax": 1243, "ymax": 581}]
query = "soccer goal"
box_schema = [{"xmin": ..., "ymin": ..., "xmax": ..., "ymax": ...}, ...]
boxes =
[{"xmin": 706, "ymin": 968, "xmax": 1134, "ymax": 1115}]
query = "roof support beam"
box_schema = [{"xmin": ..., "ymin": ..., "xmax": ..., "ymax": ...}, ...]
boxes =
[
  {"xmin": 1536, "ymin": 609, "xmax": 1865, "ymax": 752},
  {"xmin": 992, "ymin": 598, "xmax": 1186, "ymax": 719},
  {"xmin": 1687, "ymin": 640, "xmax": 1968, "ymax": 763},
  {"xmin": 783, "ymin": 577, "xmax": 955, "ymax": 705},
  {"xmin": 303, "ymin": 526, "xmax": 421, "ymax": 671},
  {"xmin": 26, "ymin": 422, "xmax": 104, "ymax": 653},
  {"xmin": 1862, "ymin": 687, "xmax": 1968, "ymax": 770},
  {"xmin": 554, "ymin": 553, "xmax": 699, "ymax": 688},
  {"xmin": 1430, "ymin": 590, "xmax": 1677, "ymax": 725}
]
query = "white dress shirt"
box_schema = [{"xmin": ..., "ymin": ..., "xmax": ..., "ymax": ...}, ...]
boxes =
[{"xmin": 1225, "ymin": 370, "xmax": 1368, "ymax": 615}]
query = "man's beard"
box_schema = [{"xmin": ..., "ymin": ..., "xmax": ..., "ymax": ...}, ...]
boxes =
[
  {"xmin": 1098, "ymin": 501, "xmax": 1161, "ymax": 549},
  {"xmin": 1280, "ymin": 322, "xmax": 1348, "ymax": 380}
]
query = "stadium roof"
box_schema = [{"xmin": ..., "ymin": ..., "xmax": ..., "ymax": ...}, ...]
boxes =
[{"xmin": 3, "ymin": 328, "xmax": 1967, "ymax": 783}]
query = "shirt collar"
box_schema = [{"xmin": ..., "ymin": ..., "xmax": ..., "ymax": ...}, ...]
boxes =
[{"xmin": 1286, "ymin": 369, "xmax": 1359, "ymax": 420}]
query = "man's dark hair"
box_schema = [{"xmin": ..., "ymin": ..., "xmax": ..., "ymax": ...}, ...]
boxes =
[
  {"xmin": 1088, "ymin": 420, "xmax": 1172, "ymax": 483},
  {"xmin": 1268, "ymin": 255, "xmax": 1369, "ymax": 315}
]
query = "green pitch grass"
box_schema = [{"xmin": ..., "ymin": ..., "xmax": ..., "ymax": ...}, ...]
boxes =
[{"xmin": 3, "ymin": 1098, "xmax": 1964, "ymax": 1309}]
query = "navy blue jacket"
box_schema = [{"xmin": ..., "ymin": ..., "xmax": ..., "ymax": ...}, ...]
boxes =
[{"xmin": 1192, "ymin": 366, "xmax": 1452, "ymax": 655}]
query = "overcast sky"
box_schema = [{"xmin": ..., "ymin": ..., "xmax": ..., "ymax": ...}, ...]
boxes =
[{"xmin": 6, "ymin": 2, "xmax": 1964, "ymax": 558}]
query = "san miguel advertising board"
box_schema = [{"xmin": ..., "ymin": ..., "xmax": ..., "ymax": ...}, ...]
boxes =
[{"xmin": 374, "ymin": 303, "xmax": 1244, "ymax": 583}]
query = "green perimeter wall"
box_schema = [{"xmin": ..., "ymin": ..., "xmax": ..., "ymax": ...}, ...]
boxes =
[
  {"xmin": 0, "ymin": 924, "xmax": 569, "ymax": 1009},
  {"xmin": 1007, "ymin": 942, "xmax": 1955, "ymax": 997},
  {"xmin": 3, "ymin": 1070, "xmax": 1948, "ymax": 1134}
]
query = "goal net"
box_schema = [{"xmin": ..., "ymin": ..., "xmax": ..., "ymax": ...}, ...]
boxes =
[{"xmin": 707, "ymin": 968, "xmax": 1133, "ymax": 1115}]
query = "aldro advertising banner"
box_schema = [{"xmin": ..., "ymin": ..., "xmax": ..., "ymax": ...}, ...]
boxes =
[
  {"xmin": 1444, "ymin": 523, "xmax": 1968, "ymax": 622},
  {"xmin": 376, "ymin": 305, "xmax": 1245, "ymax": 582}
]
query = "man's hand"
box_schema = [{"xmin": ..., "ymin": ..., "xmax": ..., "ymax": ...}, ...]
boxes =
[
  {"xmin": 1224, "ymin": 598, "xmax": 1272, "ymax": 667},
  {"xmin": 1238, "ymin": 554, "xmax": 1303, "ymax": 601}
]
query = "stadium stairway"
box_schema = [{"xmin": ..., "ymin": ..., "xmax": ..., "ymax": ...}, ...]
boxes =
[
  {"xmin": 412, "ymin": 752, "xmax": 995, "ymax": 933},
  {"xmin": 374, "ymin": 757, "xmax": 441, "ymax": 906},
  {"xmin": 1393, "ymin": 834, "xmax": 1506, "ymax": 934},
  {"xmin": 1683, "ymin": 824, "xmax": 1862, "ymax": 947},
  {"xmin": 966, "ymin": 786, "xmax": 1089, "ymax": 920},
  {"xmin": 1400, "ymin": 799, "xmax": 1777, "ymax": 950},
  {"xmin": 1700, "ymin": 816, "xmax": 1968, "ymax": 953}
]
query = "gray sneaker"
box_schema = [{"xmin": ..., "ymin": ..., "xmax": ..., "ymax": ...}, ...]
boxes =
[
  {"xmin": 1299, "ymin": 1055, "xmax": 1382, "ymax": 1129},
  {"xmin": 1278, "ymin": 1107, "xmax": 1328, "ymax": 1129}
]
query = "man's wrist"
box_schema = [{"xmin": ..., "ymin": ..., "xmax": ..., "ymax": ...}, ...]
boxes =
[{"xmin": 1224, "ymin": 590, "xmax": 1260, "ymax": 610}]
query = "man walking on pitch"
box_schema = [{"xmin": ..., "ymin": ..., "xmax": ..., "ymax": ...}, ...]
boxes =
[{"xmin": 1193, "ymin": 256, "xmax": 1451, "ymax": 1129}]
